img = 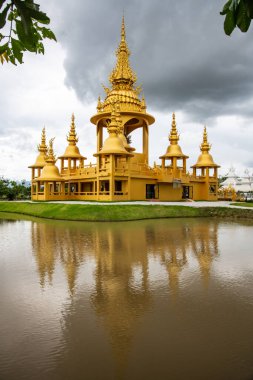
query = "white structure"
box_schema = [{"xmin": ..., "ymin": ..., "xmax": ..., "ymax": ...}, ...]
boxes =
[{"xmin": 220, "ymin": 167, "xmax": 253, "ymax": 197}]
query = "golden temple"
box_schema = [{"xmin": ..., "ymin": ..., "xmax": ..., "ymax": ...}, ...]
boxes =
[{"xmin": 29, "ymin": 17, "xmax": 220, "ymax": 202}]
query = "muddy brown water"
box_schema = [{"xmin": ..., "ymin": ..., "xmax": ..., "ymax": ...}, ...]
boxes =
[{"xmin": 0, "ymin": 214, "xmax": 253, "ymax": 380}]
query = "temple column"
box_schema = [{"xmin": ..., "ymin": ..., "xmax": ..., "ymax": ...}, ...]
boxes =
[
  {"xmin": 143, "ymin": 124, "xmax": 149, "ymax": 164},
  {"xmin": 126, "ymin": 157, "xmax": 131, "ymax": 200},
  {"xmin": 109, "ymin": 154, "xmax": 115, "ymax": 200},
  {"xmin": 172, "ymin": 157, "xmax": 177, "ymax": 173},
  {"xmin": 183, "ymin": 158, "xmax": 186, "ymax": 173},
  {"xmin": 97, "ymin": 123, "xmax": 103, "ymax": 152}
]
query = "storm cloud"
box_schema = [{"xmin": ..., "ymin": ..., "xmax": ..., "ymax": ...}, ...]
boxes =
[{"xmin": 46, "ymin": 0, "xmax": 253, "ymax": 122}]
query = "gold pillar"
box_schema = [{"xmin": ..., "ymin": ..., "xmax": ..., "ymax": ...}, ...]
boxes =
[
  {"xmin": 127, "ymin": 157, "xmax": 131, "ymax": 200},
  {"xmin": 183, "ymin": 158, "xmax": 186, "ymax": 173},
  {"xmin": 97, "ymin": 123, "xmax": 103, "ymax": 152},
  {"xmin": 110, "ymin": 154, "xmax": 115, "ymax": 200},
  {"xmin": 142, "ymin": 124, "xmax": 149, "ymax": 163},
  {"xmin": 172, "ymin": 157, "xmax": 177, "ymax": 173}
]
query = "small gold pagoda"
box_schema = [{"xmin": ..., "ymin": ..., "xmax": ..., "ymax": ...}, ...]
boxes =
[{"xmin": 29, "ymin": 17, "xmax": 220, "ymax": 202}]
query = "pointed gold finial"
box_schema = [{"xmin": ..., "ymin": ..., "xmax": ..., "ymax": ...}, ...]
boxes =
[
  {"xmin": 67, "ymin": 113, "xmax": 79, "ymax": 145},
  {"xmin": 191, "ymin": 126, "xmax": 219, "ymax": 168},
  {"xmin": 97, "ymin": 96, "xmax": 103, "ymax": 112},
  {"xmin": 108, "ymin": 109, "xmax": 118, "ymax": 135},
  {"xmin": 169, "ymin": 113, "xmax": 179, "ymax": 145},
  {"xmin": 41, "ymin": 127, "xmax": 46, "ymax": 145},
  {"xmin": 109, "ymin": 17, "xmax": 137, "ymax": 88},
  {"xmin": 46, "ymin": 138, "xmax": 56, "ymax": 163},
  {"xmin": 200, "ymin": 126, "xmax": 211, "ymax": 152},
  {"xmin": 37, "ymin": 127, "xmax": 47, "ymax": 153},
  {"xmin": 121, "ymin": 14, "xmax": 126, "ymax": 41},
  {"xmin": 141, "ymin": 96, "xmax": 146, "ymax": 110},
  {"xmin": 159, "ymin": 113, "xmax": 188, "ymax": 160}
]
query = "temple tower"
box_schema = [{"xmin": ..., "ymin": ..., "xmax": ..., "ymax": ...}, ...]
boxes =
[
  {"xmin": 90, "ymin": 16, "xmax": 155, "ymax": 164},
  {"xmin": 191, "ymin": 127, "xmax": 220, "ymax": 200},
  {"xmin": 58, "ymin": 114, "xmax": 86, "ymax": 174},
  {"xmin": 159, "ymin": 113, "xmax": 189, "ymax": 176},
  {"xmin": 29, "ymin": 127, "xmax": 47, "ymax": 180},
  {"xmin": 94, "ymin": 109, "xmax": 133, "ymax": 200},
  {"xmin": 34, "ymin": 138, "xmax": 64, "ymax": 200}
]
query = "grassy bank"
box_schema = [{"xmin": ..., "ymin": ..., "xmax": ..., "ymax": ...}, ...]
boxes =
[
  {"xmin": 1, "ymin": 202, "xmax": 253, "ymax": 222},
  {"xmin": 231, "ymin": 202, "xmax": 253, "ymax": 208}
]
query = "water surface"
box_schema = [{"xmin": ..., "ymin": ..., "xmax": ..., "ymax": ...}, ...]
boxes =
[{"xmin": 0, "ymin": 214, "xmax": 253, "ymax": 380}]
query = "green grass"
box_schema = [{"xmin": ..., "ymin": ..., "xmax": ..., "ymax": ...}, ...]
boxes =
[
  {"xmin": 231, "ymin": 202, "xmax": 253, "ymax": 208},
  {"xmin": 1, "ymin": 202, "xmax": 253, "ymax": 222}
]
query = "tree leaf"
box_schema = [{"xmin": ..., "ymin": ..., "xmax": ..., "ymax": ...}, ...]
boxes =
[
  {"xmin": 40, "ymin": 27, "xmax": 57, "ymax": 41},
  {"xmin": 0, "ymin": 42, "xmax": 8, "ymax": 53},
  {"xmin": 245, "ymin": 0, "xmax": 253, "ymax": 18},
  {"xmin": 0, "ymin": 0, "xmax": 5, "ymax": 11},
  {"xmin": 224, "ymin": 10, "xmax": 236, "ymax": 35},
  {"xmin": 11, "ymin": 37, "xmax": 23, "ymax": 63},
  {"xmin": 0, "ymin": 2, "xmax": 11, "ymax": 28},
  {"xmin": 229, "ymin": 0, "xmax": 240, "ymax": 12},
  {"xmin": 15, "ymin": 19, "xmax": 36, "ymax": 51},
  {"xmin": 236, "ymin": 0, "xmax": 251, "ymax": 32},
  {"xmin": 13, "ymin": 0, "xmax": 33, "ymax": 35},
  {"xmin": 19, "ymin": 1, "xmax": 50, "ymax": 25},
  {"xmin": 220, "ymin": 0, "xmax": 232, "ymax": 15}
]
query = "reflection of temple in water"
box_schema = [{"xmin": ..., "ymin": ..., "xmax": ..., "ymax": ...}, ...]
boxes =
[{"xmin": 30, "ymin": 218, "xmax": 219, "ymax": 378}]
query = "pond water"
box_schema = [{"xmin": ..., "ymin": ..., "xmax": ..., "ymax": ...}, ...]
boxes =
[{"xmin": 0, "ymin": 214, "xmax": 253, "ymax": 380}]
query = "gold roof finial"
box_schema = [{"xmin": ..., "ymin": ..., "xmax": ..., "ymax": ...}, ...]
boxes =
[
  {"xmin": 192, "ymin": 126, "xmax": 220, "ymax": 168},
  {"xmin": 29, "ymin": 127, "xmax": 48, "ymax": 168},
  {"xmin": 115, "ymin": 102, "xmax": 135, "ymax": 152},
  {"xmin": 159, "ymin": 113, "xmax": 188, "ymax": 159},
  {"xmin": 108, "ymin": 109, "xmax": 118, "ymax": 135},
  {"xmin": 94, "ymin": 108, "xmax": 133, "ymax": 157},
  {"xmin": 109, "ymin": 16, "xmax": 137, "ymax": 89},
  {"xmin": 200, "ymin": 126, "xmax": 211, "ymax": 152},
  {"xmin": 121, "ymin": 14, "xmax": 126, "ymax": 41},
  {"xmin": 67, "ymin": 113, "xmax": 79, "ymax": 145},
  {"xmin": 58, "ymin": 114, "xmax": 86, "ymax": 160},
  {"xmin": 169, "ymin": 112, "xmax": 179, "ymax": 145},
  {"xmin": 37, "ymin": 127, "xmax": 47, "ymax": 153},
  {"xmin": 97, "ymin": 96, "xmax": 103, "ymax": 112},
  {"xmin": 46, "ymin": 138, "xmax": 56, "ymax": 163},
  {"xmin": 36, "ymin": 137, "xmax": 63, "ymax": 181}
]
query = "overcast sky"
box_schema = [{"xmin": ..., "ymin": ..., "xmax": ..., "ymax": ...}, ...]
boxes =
[{"xmin": 1, "ymin": 0, "xmax": 253, "ymax": 180}]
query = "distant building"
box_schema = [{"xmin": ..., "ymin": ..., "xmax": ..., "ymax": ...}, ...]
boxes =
[
  {"xmin": 220, "ymin": 167, "xmax": 252, "ymax": 198},
  {"xmin": 29, "ymin": 17, "xmax": 220, "ymax": 202}
]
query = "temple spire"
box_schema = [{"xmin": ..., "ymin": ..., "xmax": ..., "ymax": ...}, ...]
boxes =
[
  {"xmin": 200, "ymin": 126, "xmax": 211, "ymax": 153},
  {"xmin": 109, "ymin": 16, "xmax": 137, "ymax": 89},
  {"xmin": 67, "ymin": 113, "xmax": 78, "ymax": 145},
  {"xmin": 46, "ymin": 138, "xmax": 56, "ymax": 164},
  {"xmin": 37, "ymin": 127, "xmax": 47, "ymax": 153},
  {"xmin": 121, "ymin": 14, "xmax": 126, "ymax": 41},
  {"xmin": 169, "ymin": 113, "xmax": 180, "ymax": 145}
]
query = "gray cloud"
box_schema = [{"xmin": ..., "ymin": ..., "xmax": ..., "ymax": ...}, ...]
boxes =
[{"xmin": 46, "ymin": 0, "xmax": 253, "ymax": 122}]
